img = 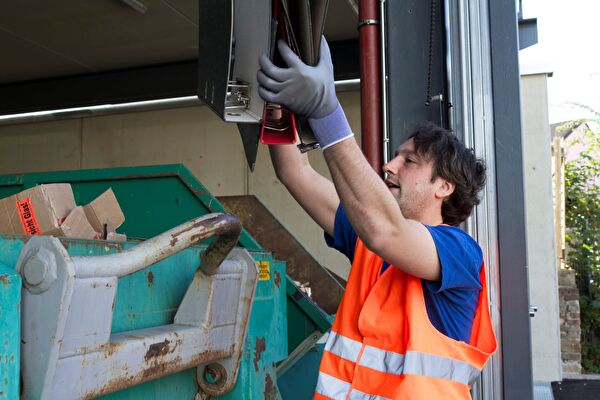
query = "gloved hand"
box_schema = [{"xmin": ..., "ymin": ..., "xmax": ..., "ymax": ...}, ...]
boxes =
[{"xmin": 257, "ymin": 37, "xmax": 338, "ymax": 120}]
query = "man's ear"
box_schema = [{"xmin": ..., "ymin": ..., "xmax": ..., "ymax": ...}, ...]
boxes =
[{"xmin": 436, "ymin": 179, "xmax": 455, "ymax": 200}]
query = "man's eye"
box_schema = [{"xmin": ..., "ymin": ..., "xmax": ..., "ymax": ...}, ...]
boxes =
[{"xmin": 406, "ymin": 158, "xmax": 414, "ymax": 164}]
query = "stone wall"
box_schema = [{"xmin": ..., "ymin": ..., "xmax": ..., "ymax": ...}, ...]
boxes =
[{"xmin": 559, "ymin": 269, "xmax": 582, "ymax": 374}]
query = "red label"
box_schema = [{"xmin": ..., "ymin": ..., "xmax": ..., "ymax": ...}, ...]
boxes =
[{"xmin": 16, "ymin": 198, "xmax": 42, "ymax": 235}]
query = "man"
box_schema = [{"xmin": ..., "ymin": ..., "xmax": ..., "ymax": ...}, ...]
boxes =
[{"xmin": 258, "ymin": 38, "xmax": 497, "ymax": 399}]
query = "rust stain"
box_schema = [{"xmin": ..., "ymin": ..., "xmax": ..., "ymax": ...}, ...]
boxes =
[
  {"xmin": 141, "ymin": 355, "xmax": 182, "ymax": 380},
  {"xmin": 189, "ymin": 186, "xmax": 213, "ymax": 197},
  {"xmin": 126, "ymin": 334, "xmax": 144, "ymax": 339},
  {"xmin": 0, "ymin": 235, "xmax": 30, "ymax": 244},
  {"xmin": 264, "ymin": 373, "xmax": 277, "ymax": 399},
  {"xmin": 253, "ymin": 337, "xmax": 266, "ymax": 372},
  {"xmin": 273, "ymin": 270, "xmax": 281, "ymax": 288},
  {"xmin": 101, "ymin": 341, "xmax": 125, "ymax": 357},
  {"xmin": 147, "ymin": 271, "xmax": 154, "ymax": 286},
  {"xmin": 98, "ymin": 172, "xmax": 175, "ymax": 181},
  {"xmin": 82, "ymin": 349, "xmax": 229, "ymax": 399},
  {"xmin": 169, "ymin": 235, "xmax": 178, "ymax": 247},
  {"xmin": 58, "ymin": 237, "xmax": 124, "ymax": 251},
  {"xmin": 180, "ymin": 179, "xmax": 213, "ymax": 198},
  {"xmin": 174, "ymin": 215, "xmax": 225, "ymax": 238},
  {"xmin": 0, "ymin": 275, "xmax": 8, "ymax": 285},
  {"xmin": 144, "ymin": 339, "xmax": 171, "ymax": 361}
]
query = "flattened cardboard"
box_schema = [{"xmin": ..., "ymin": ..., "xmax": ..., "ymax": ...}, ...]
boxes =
[
  {"xmin": 106, "ymin": 231, "xmax": 127, "ymax": 242},
  {"xmin": 41, "ymin": 184, "xmax": 77, "ymax": 224},
  {"xmin": 83, "ymin": 189, "xmax": 125, "ymax": 233},
  {"xmin": 60, "ymin": 206, "xmax": 98, "ymax": 240}
]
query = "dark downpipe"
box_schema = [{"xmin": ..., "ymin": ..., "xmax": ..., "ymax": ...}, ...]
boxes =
[{"xmin": 358, "ymin": 0, "xmax": 383, "ymax": 174}]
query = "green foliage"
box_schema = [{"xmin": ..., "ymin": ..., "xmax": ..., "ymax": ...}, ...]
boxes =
[{"xmin": 564, "ymin": 121, "xmax": 600, "ymax": 373}]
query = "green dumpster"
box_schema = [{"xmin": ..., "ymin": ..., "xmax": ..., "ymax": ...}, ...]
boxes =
[{"xmin": 0, "ymin": 164, "xmax": 332, "ymax": 399}]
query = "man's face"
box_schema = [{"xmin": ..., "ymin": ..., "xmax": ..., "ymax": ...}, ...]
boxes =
[{"xmin": 382, "ymin": 138, "xmax": 441, "ymax": 220}]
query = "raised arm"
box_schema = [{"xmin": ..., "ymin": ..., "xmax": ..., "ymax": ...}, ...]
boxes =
[
  {"xmin": 258, "ymin": 38, "xmax": 443, "ymax": 280},
  {"xmin": 268, "ymin": 143, "xmax": 339, "ymax": 237},
  {"xmin": 322, "ymin": 136, "xmax": 441, "ymax": 280}
]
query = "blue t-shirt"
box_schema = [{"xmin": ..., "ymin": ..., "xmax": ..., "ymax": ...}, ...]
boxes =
[{"xmin": 325, "ymin": 205, "xmax": 483, "ymax": 343}]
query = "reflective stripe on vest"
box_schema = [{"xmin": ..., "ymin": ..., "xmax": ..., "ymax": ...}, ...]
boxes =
[
  {"xmin": 316, "ymin": 372, "xmax": 352, "ymax": 399},
  {"xmin": 325, "ymin": 331, "xmax": 363, "ymax": 362},
  {"xmin": 316, "ymin": 372, "xmax": 392, "ymax": 400},
  {"xmin": 325, "ymin": 331, "xmax": 481, "ymax": 385},
  {"xmin": 348, "ymin": 388, "xmax": 391, "ymax": 400}
]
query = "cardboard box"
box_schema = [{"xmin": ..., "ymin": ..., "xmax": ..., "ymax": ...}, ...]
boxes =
[
  {"xmin": 0, "ymin": 184, "xmax": 76, "ymax": 236},
  {"xmin": 0, "ymin": 184, "xmax": 127, "ymax": 242},
  {"xmin": 106, "ymin": 231, "xmax": 127, "ymax": 242},
  {"xmin": 60, "ymin": 206, "xmax": 98, "ymax": 240},
  {"xmin": 83, "ymin": 189, "xmax": 125, "ymax": 234}
]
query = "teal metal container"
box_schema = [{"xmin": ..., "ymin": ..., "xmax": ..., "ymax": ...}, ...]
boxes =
[
  {"xmin": 0, "ymin": 262, "xmax": 20, "ymax": 399},
  {"xmin": 0, "ymin": 236, "xmax": 285, "ymax": 399},
  {"xmin": 0, "ymin": 164, "xmax": 331, "ymax": 398}
]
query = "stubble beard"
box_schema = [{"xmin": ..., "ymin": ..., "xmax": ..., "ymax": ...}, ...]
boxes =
[
  {"xmin": 395, "ymin": 185, "xmax": 428, "ymax": 221},
  {"xmin": 394, "ymin": 185, "xmax": 414, "ymax": 219}
]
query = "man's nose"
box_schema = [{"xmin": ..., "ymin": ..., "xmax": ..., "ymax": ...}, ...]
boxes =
[
  {"xmin": 382, "ymin": 163, "xmax": 392, "ymax": 176},
  {"xmin": 383, "ymin": 159, "xmax": 398, "ymax": 176}
]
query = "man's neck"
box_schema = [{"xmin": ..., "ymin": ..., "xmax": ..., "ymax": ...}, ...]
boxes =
[{"xmin": 414, "ymin": 209, "xmax": 444, "ymax": 226}]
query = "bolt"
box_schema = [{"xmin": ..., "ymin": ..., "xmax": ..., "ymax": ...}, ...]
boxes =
[
  {"xmin": 23, "ymin": 257, "xmax": 47, "ymax": 286},
  {"xmin": 201, "ymin": 363, "xmax": 227, "ymax": 387},
  {"xmin": 204, "ymin": 365, "xmax": 221, "ymax": 384}
]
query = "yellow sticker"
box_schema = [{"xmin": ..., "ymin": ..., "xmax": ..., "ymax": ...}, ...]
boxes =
[{"xmin": 258, "ymin": 261, "xmax": 270, "ymax": 281}]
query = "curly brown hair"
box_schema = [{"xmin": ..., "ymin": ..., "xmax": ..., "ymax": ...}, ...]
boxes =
[{"xmin": 408, "ymin": 122, "xmax": 486, "ymax": 226}]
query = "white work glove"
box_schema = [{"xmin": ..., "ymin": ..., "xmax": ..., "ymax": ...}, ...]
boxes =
[{"xmin": 258, "ymin": 37, "xmax": 338, "ymax": 119}]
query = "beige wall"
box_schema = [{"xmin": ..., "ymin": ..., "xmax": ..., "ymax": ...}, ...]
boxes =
[
  {"xmin": 0, "ymin": 91, "xmax": 362, "ymax": 279},
  {"xmin": 520, "ymin": 73, "xmax": 562, "ymax": 382}
]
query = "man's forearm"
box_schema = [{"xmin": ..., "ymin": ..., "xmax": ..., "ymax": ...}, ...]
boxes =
[
  {"xmin": 268, "ymin": 143, "xmax": 310, "ymax": 184},
  {"xmin": 268, "ymin": 144, "xmax": 339, "ymax": 236},
  {"xmin": 323, "ymin": 139, "xmax": 407, "ymax": 249},
  {"xmin": 306, "ymin": 104, "xmax": 406, "ymax": 244}
]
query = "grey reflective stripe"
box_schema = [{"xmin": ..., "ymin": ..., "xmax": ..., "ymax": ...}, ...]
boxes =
[
  {"xmin": 360, "ymin": 345, "xmax": 405, "ymax": 375},
  {"xmin": 316, "ymin": 372, "xmax": 351, "ymax": 399},
  {"xmin": 325, "ymin": 331, "xmax": 363, "ymax": 363},
  {"xmin": 359, "ymin": 347, "xmax": 480, "ymax": 385},
  {"xmin": 325, "ymin": 332, "xmax": 481, "ymax": 387},
  {"xmin": 402, "ymin": 351, "xmax": 481, "ymax": 385},
  {"xmin": 348, "ymin": 389, "xmax": 391, "ymax": 400}
]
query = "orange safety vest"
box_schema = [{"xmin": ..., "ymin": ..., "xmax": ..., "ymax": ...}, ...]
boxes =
[{"xmin": 315, "ymin": 239, "xmax": 497, "ymax": 400}]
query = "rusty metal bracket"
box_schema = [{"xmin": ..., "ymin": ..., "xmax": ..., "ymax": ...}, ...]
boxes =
[
  {"xmin": 16, "ymin": 213, "xmax": 258, "ymax": 399},
  {"xmin": 70, "ymin": 213, "xmax": 242, "ymax": 279}
]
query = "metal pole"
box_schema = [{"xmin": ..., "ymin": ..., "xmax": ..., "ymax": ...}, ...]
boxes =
[
  {"xmin": 488, "ymin": 0, "xmax": 533, "ymax": 397},
  {"xmin": 380, "ymin": 0, "xmax": 390, "ymax": 165}
]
